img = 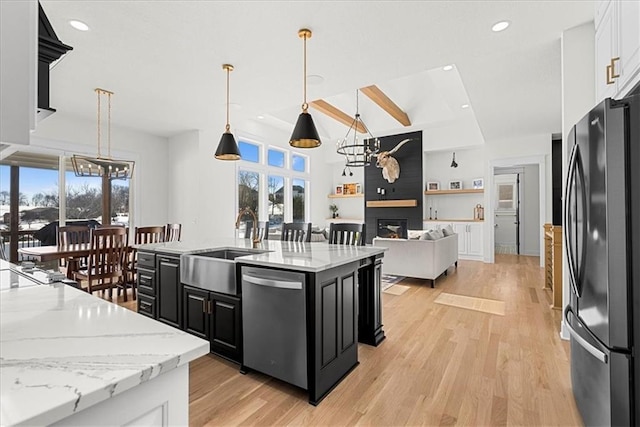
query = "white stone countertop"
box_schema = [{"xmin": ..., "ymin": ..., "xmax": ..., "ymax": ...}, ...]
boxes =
[
  {"xmin": 0, "ymin": 281, "xmax": 209, "ymax": 426},
  {"xmin": 137, "ymin": 239, "xmax": 386, "ymax": 273}
]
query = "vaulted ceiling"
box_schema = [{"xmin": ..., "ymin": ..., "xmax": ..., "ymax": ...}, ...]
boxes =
[{"xmin": 40, "ymin": 1, "xmax": 594, "ymax": 152}]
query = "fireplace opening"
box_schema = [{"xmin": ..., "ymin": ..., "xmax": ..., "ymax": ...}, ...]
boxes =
[{"xmin": 377, "ymin": 219, "xmax": 408, "ymax": 239}]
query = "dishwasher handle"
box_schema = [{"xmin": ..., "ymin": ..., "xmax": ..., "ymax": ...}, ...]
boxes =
[{"xmin": 242, "ymin": 274, "xmax": 303, "ymax": 290}]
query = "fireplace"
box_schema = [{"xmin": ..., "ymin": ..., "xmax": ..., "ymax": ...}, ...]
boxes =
[{"xmin": 377, "ymin": 219, "xmax": 408, "ymax": 239}]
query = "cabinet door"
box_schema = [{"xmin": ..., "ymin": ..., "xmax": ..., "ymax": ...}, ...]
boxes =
[
  {"xmin": 467, "ymin": 223, "xmax": 484, "ymax": 257},
  {"xmin": 617, "ymin": 0, "xmax": 640, "ymax": 95},
  {"xmin": 452, "ymin": 224, "xmax": 468, "ymax": 255},
  {"xmin": 157, "ymin": 255, "xmax": 182, "ymax": 329},
  {"xmin": 210, "ymin": 293, "xmax": 241, "ymax": 362},
  {"xmin": 595, "ymin": 1, "xmax": 618, "ymax": 102},
  {"xmin": 182, "ymin": 286, "xmax": 209, "ymax": 340}
]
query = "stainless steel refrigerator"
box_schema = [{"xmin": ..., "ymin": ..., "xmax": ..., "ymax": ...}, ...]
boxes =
[{"xmin": 564, "ymin": 94, "xmax": 639, "ymax": 426}]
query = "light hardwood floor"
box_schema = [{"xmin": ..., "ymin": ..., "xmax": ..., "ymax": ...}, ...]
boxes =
[{"xmin": 116, "ymin": 255, "xmax": 583, "ymax": 426}]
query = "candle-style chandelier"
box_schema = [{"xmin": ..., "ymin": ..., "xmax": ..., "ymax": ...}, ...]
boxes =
[
  {"xmin": 71, "ymin": 88, "xmax": 135, "ymax": 179},
  {"xmin": 336, "ymin": 89, "xmax": 380, "ymax": 167}
]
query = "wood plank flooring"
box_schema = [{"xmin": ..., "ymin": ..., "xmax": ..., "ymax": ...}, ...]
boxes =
[{"xmin": 115, "ymin": 254, "xmax": 582, "ymax": 426}]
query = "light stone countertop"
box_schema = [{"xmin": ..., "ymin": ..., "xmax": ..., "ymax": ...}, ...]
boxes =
[
  {"xmin": 137, "ymin": 238, "xmax": 386, "ymax": 273},
  {"xmin": 0, "ymin": 279, "xmax": 209, "ymax": 426}
]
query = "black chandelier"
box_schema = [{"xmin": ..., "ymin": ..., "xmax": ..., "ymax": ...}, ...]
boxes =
[{"xmin": 336, "ymin": 89, "xmax": 380, "ymax": 167}]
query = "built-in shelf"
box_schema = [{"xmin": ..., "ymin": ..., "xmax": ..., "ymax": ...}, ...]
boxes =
[
  {"xmin": 423, "ymin": 218, "xmax": 484, "ymax": 222},
  {"xmin": 424, "ymin": 189, "xmax": 484, "ymax": 195},
  {"xmin": 325, "ymin": 217, "xmax": 364, "ymax": 221},
  {"xmin": 366, "ymin": 199, "xmax": 418, "ymax": 208},
  {"xmin": 328, "ymin": 194, "xmax": 364, "ymax": 199}
]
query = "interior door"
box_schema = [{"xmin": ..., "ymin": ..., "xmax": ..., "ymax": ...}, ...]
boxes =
[{"xmin": 494, "ymin": 174, "xmax": 519, "ymax": 254}]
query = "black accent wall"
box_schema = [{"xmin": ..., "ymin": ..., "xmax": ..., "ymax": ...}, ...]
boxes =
[{"xmin": 364, "ymin": 131, "xmax": 423, "ymax": 244}]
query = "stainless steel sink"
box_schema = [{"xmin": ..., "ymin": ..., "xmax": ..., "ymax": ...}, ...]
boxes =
[{"xmin": 180, "ymin": 249, "xmax": 267, "ymax": 295}]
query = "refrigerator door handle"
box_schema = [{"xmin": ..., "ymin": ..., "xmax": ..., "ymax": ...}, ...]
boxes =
[
  {"xmin": 574, "ymin": 149, "xmax": 588, "ymax": 291},
  {"xmin": 564, "ymin": 142, "xmax": 579, "ymax": 296},
  {"xmin": 564, "ymin": 306, "xmax": 609, "ymax": 364}
]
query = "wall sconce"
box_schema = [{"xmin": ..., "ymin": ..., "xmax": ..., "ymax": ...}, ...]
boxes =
[{"xmin": 450, "ymin": 152, "xmax": 458, "ymax": 168}]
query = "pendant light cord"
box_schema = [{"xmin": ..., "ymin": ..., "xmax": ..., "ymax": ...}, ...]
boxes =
[
  {"xmin": 96, "ymin": 89, "xmax": 102, "ymax": 158},
  {"xmin": 107, "ymin": 91, "xmax": 112, "ymax": 159},
  {"xmin": 226, "ymin": 65, "xmax": 231, "ymax": 132},
  {"xmin": 302, "ymin": 32, "xmax": 308, "ymax": 112}
]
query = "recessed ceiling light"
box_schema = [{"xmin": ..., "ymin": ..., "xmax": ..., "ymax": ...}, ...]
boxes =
[
  {"xmin": 461, "ymin": 104, "xmax": 469, "ymax": 109},
  {"xmin": 257, "ymin": 115, "xmax": 264, "ymax": 120},
  {"xmin": 307, "ymin": 74, "xmax": 324, "ymax": 85},
  {"xmin": 443, "ymin": 65, "xmax": 453, "ymax": 71},
  {"xmin": 491, "ymin": 21, "xmax": 510, "ymax": 32},
  {"xmin": 69, "ymin": 20, "xmax": 89, "ymax": 31}
]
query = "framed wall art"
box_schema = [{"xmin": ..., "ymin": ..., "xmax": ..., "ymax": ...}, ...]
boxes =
[
  {"xmin": 449, "ymin": 180, "xmax": 462, "ymax": 190},
  {"xmin": 426, "ymin": 181, "xmax": 440, "ymax": 191},
  {"xmin": 472, "ymin": 178, "xmax": 484, "ymax": 189}
]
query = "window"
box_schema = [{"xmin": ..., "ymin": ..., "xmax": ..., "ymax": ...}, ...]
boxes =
[
  {"xmin": 239, "ymin": 141, "xmax": 260, "ymax": 163},
  {"xmin": 268, "ymin": 175, "xmax": 284, "ymax": 230},
  {"xmin": 237, "ymin": 170, "xmax": 259, "ymax": 236},
  {"xmin": 292, "ymin": 179, "xmax": 305, "ymax": 223},
  {"xmin": 236, "ymin": 139, "xmax": 310, "ymax": 233},
  {"xmin": 292, "ymin": 154, "xmax": 306, "ymax": 172},
  {"xmin": 268, "ymin": 148, "xmax": 285, "ymax": 168}
]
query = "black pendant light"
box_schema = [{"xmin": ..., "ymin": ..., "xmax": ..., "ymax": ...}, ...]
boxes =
[
  {"xmin": 215, "ymin": 64, "xmax": 241, "ymax": 160},
  {"xmin": 450, "ymin": 152, "xmax": 458, "ymax": 168},
  {"xmin": 290, "ymin": 28, "xmax": 321, "ymax": 148}
]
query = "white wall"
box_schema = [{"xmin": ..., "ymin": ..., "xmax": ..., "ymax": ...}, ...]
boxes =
[
  {"xmin": 30, "ymin": 112, "xmax": 170, "ymax": 229},
  {"xmin": 424, "ymin": 148, "xmax": 485, "ymax": 220},
  {"xmin": 560, "ymin": 21, "xmax": 596, "ymax": 338}
]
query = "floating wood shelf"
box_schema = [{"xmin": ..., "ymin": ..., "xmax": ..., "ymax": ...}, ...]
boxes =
[
  {"xmin": 425, "ymin": 189, "xmax": 484, "ymax": 195},
  {"xmin": 328, "ymin": 194, "xmax": 364, "ymax": 199},
  {"xmin": 366, "ymin": 199, "xmax": 418, "ymax": 208},
  {"xmin": 325, "ymin": 217, "xmax": 364, "ymax": 221}
]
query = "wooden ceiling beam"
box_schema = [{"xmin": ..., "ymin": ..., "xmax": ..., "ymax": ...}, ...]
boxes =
[
  {"xmin": 360, "ymin": 85, "xmax": 411, "ymax": 127},
  {"xmin": 309, "ymin": 100, "xmax": 366, "ymax": 133}
]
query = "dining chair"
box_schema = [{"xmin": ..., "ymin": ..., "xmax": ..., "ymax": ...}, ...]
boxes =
[
  {"xmin": 57, "ymin": 225, "xmax": 91, "ymax": 276},
  {"xmin": 281, "ymin": 222, "xmax": 312, "ymax": 243},
  {"xmin": 74, "ymin": 227, "xmax": 128, "ymax": 301},
  {"xmin": 165, "ymin": 223, "xmax": 182, "ymax": 242},
  {"xmin": 244, "ymin": 221, "xmax": 269, "ymax": 241},
  {"xmin": 329, "ymin": 223, "xmax": 365, "ymax": 246}
]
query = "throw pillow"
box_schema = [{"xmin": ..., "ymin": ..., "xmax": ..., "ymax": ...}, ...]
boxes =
[
  {"xmin": 431, "ymin": 229, "xmax": 445, "ymax": 239},
  {"xmin": 407, "ymin": 230, "xmax": 424, "ymax": 240},
  {"xmin": 420, "ymin": 231, "xmax": 435, "ymax": 240},
  {"xmin": 442, "ymin": 225, "xmax": 455, "ymax": 237}
]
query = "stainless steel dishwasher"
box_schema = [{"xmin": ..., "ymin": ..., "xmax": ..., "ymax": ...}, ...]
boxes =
[{"xmin": 241, "ymin": 265, "xmax": 307, "ymax": 389}]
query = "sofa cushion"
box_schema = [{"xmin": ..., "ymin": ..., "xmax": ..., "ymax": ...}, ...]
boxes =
[
  {"xmin": 420, "ymin": 230, "xmax": 437, "ymax": 240},
  {"xmin": 442, "ymin": 225, "xmax": 455, "ymax": 237}
]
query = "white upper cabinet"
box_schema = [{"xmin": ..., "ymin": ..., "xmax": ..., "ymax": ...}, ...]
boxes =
[
  {"xmin": 0, "ymin": 0, "xmax": 37, "ymax": 145},
  {"xmin": 595, "ymin": 0, "xmax": 640, "ymax": 102}
]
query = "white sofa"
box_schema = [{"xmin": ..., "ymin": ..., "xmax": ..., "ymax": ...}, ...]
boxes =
[{"xmin": 372, "ymin": 233, "xmax": 458, "ymax": 287}]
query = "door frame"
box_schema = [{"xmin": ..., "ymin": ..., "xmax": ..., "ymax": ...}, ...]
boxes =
[{"xmin": 485, "ymin": 155, "xmax": 546, "ymax": 266}]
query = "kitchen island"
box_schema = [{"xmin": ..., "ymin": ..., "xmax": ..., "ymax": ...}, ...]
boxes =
[
  {"xmin": 136, "ymin": 239, "xmax": 386, "ymax": 404},
  {"xmin": 0, "ymin": 261, "xmax": 209, "ymax": 426}
]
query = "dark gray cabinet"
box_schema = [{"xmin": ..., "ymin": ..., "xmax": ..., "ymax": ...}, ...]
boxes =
[
  {"xmin": 157, "ymin": 254, "xmax": 182, "ymax": 329},
  {"xmin": 136, "ymin": 250, "xmax": 156, "ymax": 319},
  {"xmin": 183, "ymin": 285, "xmax": 241, "ymax": 363},
  {"xmin": 357, "ymin": 254, "xmax": 385, "ymax": 346}
]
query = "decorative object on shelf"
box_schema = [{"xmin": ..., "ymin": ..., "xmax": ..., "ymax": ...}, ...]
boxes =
[
  {"xmin": 341, "ymin": 163, "xmax": 354, "ymax": 176},
  {"xmin": 429, "ymin": 207, "xmax": 433, "ymax": 220},
  {"xmin": 215, "ymin": 64, "xmax": 240, "ymax": 160},
  {"xmin": 71, "ymin": 88, "xmax": 135, "ymax": 179},
  {"xmin": 449, "ymin": 180, "xmax": 462, "ymax": 190},
  {"xmin": 335, "ymin": 186, "xmax": 343, "ymax": 195},
  {"xmin": 356, "ymin": 184, "xmax": 362, "ymax": 194},
  {"xmin": 435, "ymin": 209, "xmax": 438, "ymax": 219},
  {"xmin": 376, "ymin": 187, "xmax": 387, "ymax": 200},
  {"xmin": 371, "ymin": 138, "xmax": 413, "ymax": 183},
  {"xmin": 290, "ymin": 28, "xmax": 321, "ymax": 148},
  {"xmin": 450, "ymin": 152, "xmax": 458, "ymax": 168},
  {"xmin": 474, "ymin": 204, "xmax": 485, "ymax": 220},
  {"xmin": 426, "ymin": 181, "xmax": 440, "ymax": 191},
  {"xmin": 343, "ymin": 183, "xmax": 357, "ymax": 195},
  {"xmin": 472, "ymin": 178, "xmax": 484, "ymax": 189},
  {"xmin": 336, "ymin": 89, "xmax": 380, "ymax": 166},
  {"xmin": 329, "ymin": 203, "xmax": 339, "ymax": 218}
]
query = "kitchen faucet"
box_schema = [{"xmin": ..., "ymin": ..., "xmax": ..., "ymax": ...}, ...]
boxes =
[{"xmin": 235, "ymin": 207, "xmax": 261, "ymax": 248}]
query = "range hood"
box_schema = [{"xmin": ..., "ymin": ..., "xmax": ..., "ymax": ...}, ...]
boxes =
[{"xmin": 37, "ymin": 2, "xmax": 72, "ymax": 122}]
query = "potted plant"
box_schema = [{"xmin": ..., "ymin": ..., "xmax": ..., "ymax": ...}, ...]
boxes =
[{"xmin": 329, "ymin": 203, "xmax": 339, "ymax": 218}]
